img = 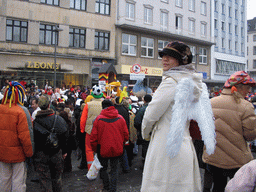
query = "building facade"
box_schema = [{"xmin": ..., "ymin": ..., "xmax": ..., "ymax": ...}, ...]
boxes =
[
  {"xmin": 0, "ymin": 0, "xmax": 116, "ymax": 88},
  {"xmin": 247, "ymin": 17, "xmax": 256, "ymax": 80},
  {"xmin": 210, "ymin": 0, "xmax": 247, "ymax": 89},
  {"xmin": 115, "ymin": 0, "xmax": 214, "ymax": 89}
]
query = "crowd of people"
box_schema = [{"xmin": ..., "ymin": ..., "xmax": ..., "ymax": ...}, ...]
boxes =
[{"xmin": 0, "ymin": 41, "xmax": 256, "ymax": 192}]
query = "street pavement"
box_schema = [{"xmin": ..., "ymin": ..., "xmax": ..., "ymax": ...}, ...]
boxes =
[
  {"xmin": 26, "ymin": 149, "xmax": 256, "ymax": 192},
  {"xmin": 26, "ymin": 149, "xmax": 144, "ymax": 192}
]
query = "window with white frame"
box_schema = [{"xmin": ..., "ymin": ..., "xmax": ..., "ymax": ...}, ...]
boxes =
[
  {"xmin": 228, "ymin": 6, "xmax": 231, "ymax": 17},
  {"xmin": 221, "ymin": 21, "xmax": 225, "ymax": 31},
  {"xmin": 214, "ymin": 0, "xmax": 218, "ymax": 12},
  {"xmin": 160, "ymin": 11, "xmax": 168, "ymax": 31},
  {"xmin": 221, "ymin": 38, "xmax": 225, "ymax": 48},
  {"xmin": 221, "ymin": 4, "xmax": 225, "ymax": 14},
  {"xmin": 176, "ymin": 0, "xmax": 182, "ymax": 7},
  {"xmin": 141, "ymin": 37, "xmax": 154, "ymax": 58},
  {"xmin": 253, "ymin": 46, "xmax": 256, "ymax": 55},
  {"xmin": 241, "ymin": 43, "xmax": 244, "ymax": 53},
  {"xmin": 229, "ymin": 23, "xmax": 231, "ymax": 33},
  {"xmin": 70, "ymin": 0, "xmax": 86, "ymax": 10},
  {"xmin": 122, "ymin": 33, "xmax": 137, "ymax": 56},
  {"xmin": 241, "ymin": 11, "xmax": 244, "ymax": 21},
  {"xmin": 201, "ymin": 2, "xmax": 206, "ymax": 15},
  {"xmin": 126, "ymin": 2, "xmax": 135, "ymax": 20},
  {"xmin": 229, "ymin": 40, "xmax": 231, "ymax": 50},
  {"xmin": 253, "ymin": 35, "xmax": 256, "ymax": 42},
  {"xmin": 188, "ymin": 18, "xmax": 195, "ymax": 34},
  {"xmin": 235, "ymin": 9, "xmax": 238, "ymax": 19},
  {"xmin": 214, "ymin": 19, "xmax": 217, "ymax": 29},
  {"xmin": 158, "ymin": 40, "xmax": 168, "ymax": 59},
  {"xmin": 175, "ymin": 15, "xmax": 182, "ymax": 30},
  {"xmin": 241, "ymin": 27, "xmax": 244, "ymax": 36},
  {"xmin": 200, "ymin": 22, "xmax": 207, "ymax": 36},
  {"xmin": 199, "ymin": 47, "xmax": 207, "ymax": 64},
  {"xmin": 253, "ymin": 60, "xmax": 256, "ymax": 69},
  {"xmin": 235, "ymin": 25, "xmax": 238, "ymax": 35},
  {"xmin": 235, "ymin": 41, "xmax": 238, "ymax": 51},
  {"xmin": 189, "ymin": 45, "xmax": 196, "ymax": 63},
  {"xmin": 144, "ymin": 7, "xmax": 153, "ymax": 24},
  {"xmin": 188, "ymin": 0, "xmax": 195, "ymax": 11}
]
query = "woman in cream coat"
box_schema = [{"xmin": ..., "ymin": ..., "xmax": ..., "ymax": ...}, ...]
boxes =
[{"xmin": 141, "ymin": 41, "xmax": 215, "ymax": 192}]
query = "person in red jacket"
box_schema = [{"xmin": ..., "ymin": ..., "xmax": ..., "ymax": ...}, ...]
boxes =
[
  {"xmin": 90, "ymin": 99, "xmax": 129, "ymax": 192},
  {"xmin": 0, "ymin": 81, "xmax": 33, "ymax": 192}
]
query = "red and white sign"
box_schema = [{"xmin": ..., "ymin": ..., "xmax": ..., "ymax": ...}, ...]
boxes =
[{"xmin": 131, "ymin": 64, "xmax": 141, "ymax": 74}]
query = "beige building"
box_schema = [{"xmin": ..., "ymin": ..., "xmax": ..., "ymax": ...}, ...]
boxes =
[
  {"xmin": 247, "ymin": 17, "xmax": 256, "ymax": 80},
  {"xmin": 0, "ymin": 0, "xmax": 116, "ymax": 88},
  {"xmin": 115, "ymin": 0, "xmax": 214, "ymax": 88}
]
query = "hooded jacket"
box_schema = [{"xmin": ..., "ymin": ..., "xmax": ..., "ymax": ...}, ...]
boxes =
[{"xmin": 90, "ymin": 106, "xmax": 129, "ymax": 158}]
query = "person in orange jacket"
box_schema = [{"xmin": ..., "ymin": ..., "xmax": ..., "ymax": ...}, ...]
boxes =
[
  {"xmin": 0, "ymin": 82, "xmax": 34, "ymax": 192},
  {"xmin": 80, "ymin": 85, "xmax": 104, "ymax": 169}
]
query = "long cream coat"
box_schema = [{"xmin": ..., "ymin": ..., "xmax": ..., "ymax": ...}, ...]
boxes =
[{"xmin": 141, "ymin": 67, "xmax": 202, "ymax": 192}]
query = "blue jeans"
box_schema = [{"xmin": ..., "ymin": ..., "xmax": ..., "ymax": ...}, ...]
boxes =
[{"xmin": 98, "ymin": 155, "xmax": 120, "ymax": 192}]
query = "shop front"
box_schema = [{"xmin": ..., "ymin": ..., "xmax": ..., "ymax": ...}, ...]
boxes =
[
  {"xmin": 118, "ymin": 64, "xmax": 163, "ymax": 89},
  {"xmin": 0, "ymin": 54, "xmax": 90, "ymax": 89}
]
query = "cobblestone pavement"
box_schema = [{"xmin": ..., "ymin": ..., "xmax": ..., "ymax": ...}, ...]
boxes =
[{"xmin": 26, "ymin": 150, "xmax": 144, "ymax": 192}]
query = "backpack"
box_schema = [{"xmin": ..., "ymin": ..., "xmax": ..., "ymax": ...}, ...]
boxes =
[{"xmin": 45, "ymin": 115, "xmax": 58, "ymax": 150}]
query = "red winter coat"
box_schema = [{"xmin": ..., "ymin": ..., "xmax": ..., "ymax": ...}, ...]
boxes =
[{"xmin": 90, "ymin": 106, "xmax": 129, "ymax": 158}]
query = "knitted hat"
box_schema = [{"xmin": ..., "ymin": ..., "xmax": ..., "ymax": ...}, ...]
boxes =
[
  {"xmin": 159, "ymin": 41, "xmax": 193, "ymax": 65},
  {"xmin": 91, "ymin": 85, "xmax": 103, "ymax": 99},
  {"xmin": 224, "ymin": 71, "xmax": 256, "ymax": 88}
]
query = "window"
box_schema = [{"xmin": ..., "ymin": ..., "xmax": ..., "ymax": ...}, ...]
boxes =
[
  {"xmin": 141, "ymin": 37, "xmax": 154, "ymax": 58},
  {"xmin": 253, "ymin": 35, "xmax": 256, "ymax": 42},
  {"xmin": 229, "ymin": 40, "xmax": 231, "ymax": 50},
  {"xmin": 221, "ymin": 38, "xmax": 225, "ymax": 48},
  {"xmin": 41, "ymin": 0, "xmax": 59, "ymax": 6},
  {"xmin": 189, "ymin": 0, "xmax": 195, "ymax": 11},
  {"xmin": 122, "ymin": 33, "xmax": 137, "ymax": 56},
  {"xmin": 228, "ymin": 7, "xmax": 231, "ymax": 17},
  {"xmin": 221, "ymin": 21, "xmax": 225, "ymax": 31},
  {"xmin": 214, "ymin": 0, "xmax": 217, "ymax": 12},
  {"xmin": 70, "ymin": 0, "xmax": 86, "ymax": 11},
  {"xmin": 69, "ymin": 28, "xmax": 86, "ymax": 48},
  {"xmin": 241, "ymin": 12, "xmax": 244, "ymax": 21},
  {"xmin": 201, "ymin": 2, "xmax": 206, "ymax": 15},
  {"xmin": 175, "ymin": 15, "xmax": 182, "ymax": 30},
  {"xmin": 161, "ymin": 0, "xmax": 169, "ymax": 3},
  {"xmin": 6, "ymin": 19, "xmax": 27, "ymax": 42},
  {"xmin": 216, "ymin": 60, "xmax": 245, "ymax": 75},
  {"xmin": 253, "ymin": 60, "xmax": 256, "ymax": 69},
  {"xmin": 176, "ymin": 0, "xmax": 182, "ymax": 7},
  {"xmin": 95, "ymin": 31, "xmax": 110, "ymax": 51},
  {"xmin": 200, "ymin": 22, "xmax": 207, "ymax": 36},
  {"xmin": 158, "ymin": 40, "xmax": 168, "ymax": 59},
  {"xmin": 95, "ymin": 0, "xmax": 110, "ymax": 15},
  {"xmin": 189, "ymin": 45, "xmax": 196, "ymax": 63},
  {"xmin": 214, "ymin": 19, "xmax": 218, "ymax": 29},
  {"xmin": 235, "ymin": 25, "xmax": 238, "ymax": 35},
  {"xmin": 221, "ymin": 3, "xmax": 225, "ymax": 14},
  {"xmin": 254, "ymin": 46, "xmax": 256, "ymax": 55},
  {"xmin": 229, "ymin": 23, "xmax": 231, "ymax": 33},
  {"xmin": 144, "ymin": 7, "xmax": 153, "ymax": 24},
  {"xmin": 199, "ymin": 48, "xmax": 207, "ymax": 64},
  {"xmin": 126, "ymin": 2, "xmax": 135, "ymax": 20},
  {"xmin": 39, "ymin": 24, "xmax": 58, "ymax": 45},
  {"xmin": 235, "ymin": 41, "xmax": 238, "ymax": 51},
  {"xmin": 235, "ymin": 9, "xmax": 238, "ymax": 19},
  {"xmin": 160, "ymin": 11, "xmax": 168, "ymax": 30},
  {"xmin": 241, "ymin": 27, "xmax": 244, "ymax": 36},
  {"xmin": 241, "ymin": 43, "xmax": 244, "ymax": 53},
  {"xmin": 188, "ymin": 18, "xmax": 195, "ymax": 34}
]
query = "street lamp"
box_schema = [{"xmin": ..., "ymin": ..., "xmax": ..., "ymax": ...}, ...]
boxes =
[{"xmin": 54, "ymin": 25, "xmax": 63, "ymax": 88}]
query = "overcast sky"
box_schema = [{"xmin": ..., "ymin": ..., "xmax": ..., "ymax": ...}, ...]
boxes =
[{"xmin": 247, "ymin": 0, "xmax": 256, "ymax": 20}]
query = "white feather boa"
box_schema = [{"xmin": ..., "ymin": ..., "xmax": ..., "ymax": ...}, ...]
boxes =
[{"xmin": 166, "ymin": 77, "xmax": 216, "ymax": 159}]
